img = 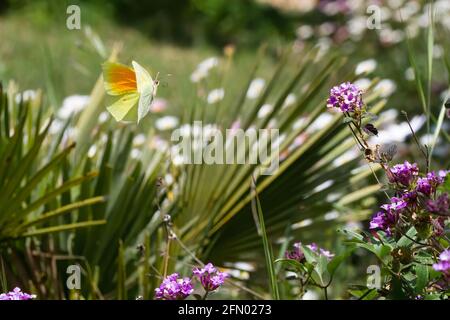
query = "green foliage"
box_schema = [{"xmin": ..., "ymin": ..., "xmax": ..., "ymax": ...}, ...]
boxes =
[{"xmin": 0, "ymin": 83, "xmax": 104, "ymax": 243}]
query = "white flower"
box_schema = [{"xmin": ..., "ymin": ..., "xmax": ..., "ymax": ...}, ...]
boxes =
[
  {"xmin": 324, "ymin": 210, "xmax": 339, "ymax": 221},
  {"xmin": 326, "ymin": 192, "xmax": 343, "ymax": 202},
  {"xmin": 381, "ymin": 109, "xmax": 399, "ymax": 121},
  {"xmin": 190, "ymin": 68, "xmax": 208, "ymax": 83},
  {"xmin": 374, "ymin": 79, "xmax": 397, "ymax": 97},
  {"xmin": 130, "ymin": 149, "xmax": 142, "ymax": 159},
  {"xmin": 292, "ymin": 117, "xmax": 308, "ymax": 130},
  {"xmin": 440, "ymin": 89, "xmax": 449, "ymax": 102},
  {"xmin": 133, "ymin": 134, "xmax": 146, "ymax": 147},
  {"xmin": 88, "ymin": 145, "xmax": 97, "ymax": 158},
  {"xmin": 420, "ymin": 134, "xmax": 439, "ymax": 146},
  {"xmin": 98, "ymin": 111, "xmax": 109, "ymax": 123},
  {"xmin": 164, "ymin": 174, "xmax": 174, "ymax": 186},
  {"xmin": 307, "ymin": 113, "xmax": 334, "ymax": 132},
  {"xmin": 283, "ymin": 93, "xmax": 297, "ymax": 108},
  {"xmin": 313, "ymin": 180, "xmax": 334, "ymax": 193},
  {"xmin": 332, "ymin": 147, "xmax": 359, "ymax": 166},
  {"xmin": 197, "ymin": 57, "xmax": 219, "ymax": 72},
  {"xmin": 15, "ymin": 90, "xmax": 37, "ymax": 104},
  {"xmin": 373, "ymin": 115, "xmax": 426, "ymax": 143},
  {"xmin": 246, "ymin": 78, "xmax": 265, "ymax": 99},
  {"xmin": 387, "ymin": 0, "xmax": 404, "ymax": 9},
  {"xmin": 355, "ymin": 59, "xmax": 377, "ymax": 75},
  {"xmin": 58, "ymin": 95, "xmax": 90, "ymax": 119},
  {"xmin": 292, "ymin": 218, "xmax": 313, "ymax": 229},
  {"xmin": 318, "ymin": 22, "xmax": 335, "ymax": 36},
  {"xmin": 404, "ymin": 67, "xmax": 415, "ymax": 81},
  {"xmin": 207, "ymin": 88, "xmax": 225, "ymax": 104},
  {"xmin": 257, "ymin": 104, "xmax": 273, "ymax": 118},
  {"xmin": 155, "ymin": 116, "xmax": 179, "ymax": 131},
  {"xmin": 150, "ymin": 98, "xmax": 168, "ymax": 113},
  {"xmin": 433, "ymin": 44, "xmax": 444, "ymax": 59},
  {"xmin": 354, "ymin": 78, "xmax": 371, "ymax": 91},
  {"xmin": 379, "ymin": 28, "xmax": 404, "ymax": 44},
  {"xmin": 296, "ymin": 25, "xmax": 313, "ymax": 40},
  {"xmin": 150, "ymin": 136, "xmax": 169, "ymax": 151},
  {"xmin": 190, "ymin": 57, "xmax": 219, "ymax": 83},
  {"xmin": 347, "ymin": 16, "xmax": 367, "ymax": 39},
  {"xmin": 49, "ymin": 119, "xmax": 64, "ymax": 135}
]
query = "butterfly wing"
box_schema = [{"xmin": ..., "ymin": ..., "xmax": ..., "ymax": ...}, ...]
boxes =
[
  {"xmin": 102, "ymin": 62, "xmax": 137, "ymax": 96},
  {"xmin": 106, "ymin": 92, "xmax": 139, "ymax": 122},
  {"xmin": 132, "ymin": 61, "xmax": 157, "ymax": 123}
]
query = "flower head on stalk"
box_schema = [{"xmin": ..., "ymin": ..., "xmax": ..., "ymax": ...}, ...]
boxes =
[
  {"xmin": 0, "ymin": 287, "xmax": 35, "ymax": 300},
  {"xmin": 326, "ymin": 82, "xmax": 363, "ymax": 112},
  {"xmin": 154, "ymin": 273, "xmax": 193, "ymax": 300},
  {"xmin": 426, "ymin": 193, "xmax": 449, "ymax": 215},
  {"xmin": 370, "ymin": 197, "xmax": 406, "ymax": 235},
  {"xmin": 433, "ymin": 249, "xmax": 450, "ymax": 278},
  {"xmin": 388, "ymin": 161, "xmax": 419, "ymax": 187},
  {"xmin": 416, "ymin": 171, "xmax": 445, "ymax": 195},
  {"xmin": 285, "ymin": 242, "xmax": 304, "ymax": 261},
  {"xmin": 193, "ymin": 263, "xmax": 228, "ymax": 292},
  {"xmin": 285, "ymin": 242, "xmax": 334, "ymax": 261}
]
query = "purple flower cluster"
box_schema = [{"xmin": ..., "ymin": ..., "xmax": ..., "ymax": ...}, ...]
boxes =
[
  {"xmin": 155, "ymin": 273, "xmax": 194, "ymax": 300},
  {"xmin": 433, "ymin": 249, "xmax": 450, "ymax": 281},
  {"xmin": 326, "ymin": 82, "xmax": 363, "ymax": 112},
  {"xmin": 388, "ymin": 161, "xmax": 419, "ymax": 186},
  {"xmin": 193, "ymin": 263, "xmax": 229, "ymax": 292},
  {"xmin": 369, "ymin": 164, "xmax": 449, "ymax": 236},
  {"xmin": 285, "ymin": 242, "xmax": 304, "ymax": 261},
  {"xmin": 426, "ymin": 193, "xmax": 449, "ymax": 215},
  {"xmin": 155, "ymin": 263, "xmax": 228, "ymax": 300},
  {"xmin": 417, "ymin": 171, "xmax": 445, "ymax": 196},
  {"xmin": 0, "ymin": 287, "xmax": 35, "ymax": 300},
  {"xmin": 369, "ymin": 197, "xmax": 406, "ymax": 235},
  {"xmin": 285, "ymin": 242, "xmax": 334, "ymax": 261}
]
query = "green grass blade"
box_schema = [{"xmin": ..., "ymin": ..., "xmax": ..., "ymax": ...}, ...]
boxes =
[{"xmin": 251, "ymin": 176, "xmax": 280, "ymax": 300}]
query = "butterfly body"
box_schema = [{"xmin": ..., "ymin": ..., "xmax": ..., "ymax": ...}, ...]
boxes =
[{"xmin": 102, "ymin": 60, "xmax": 159, "ymax": 123}]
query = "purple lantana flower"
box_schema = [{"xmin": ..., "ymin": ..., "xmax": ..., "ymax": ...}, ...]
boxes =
[
  {"xmin": 0, "ymin": 287, "xmax": 35, "ymax": 300},
  {"xmin": 370, "ymin": 197, "xmax": 406, "ymax": 235},
  {"xmin": 285, "ymin": 242, "xmax": 305, "ymax": 261},
  {"xmin": 369, "ymin": 211, "xmax": 387, "ymax": 230},
  {"xmin": 326, "ymin": 82, "xmax": 363, "ymax": 112},
  {"xmin": 416, "ymin": 171, "xmax": 445, "ymax": 195},
  {"xmin": 306, "ymin": 243, "xmax": 318, "ymax": 252},
  {"xmin": 319, "ymin": 248, "xmax": 335, "ymax": 260},
  {"xmin": 286, "ymin": 242, "xmax": 334, "ymax": 261},
  {"xmin": 155, "ymin": 273, "xmax": 193, "ymax": 300},
  {"xmin": 402, "ymin": 191, "xmax": 418, "ymax": 205},
  {"xmin": 433, "ymin": 250, "xmax": 450, "ymax": 275},
  {"xmin": 380, "ymin": 197, "xmax": 408, "ymax": 213},
  {"xmin": 426, "ymin": 193, "xmax": 449, "ymax": 215},
  {"xmin": 193, "ymin": 263, "xmax": 228, "ymax": 292},
  {"xmin": 388, "ymin": 161, "xmax": 418, "ymax": 186}
]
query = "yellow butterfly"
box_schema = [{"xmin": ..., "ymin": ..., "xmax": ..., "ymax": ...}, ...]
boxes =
[{"xmin": 102, "ymin": 60, "xmax": 159, "ymax": 123}]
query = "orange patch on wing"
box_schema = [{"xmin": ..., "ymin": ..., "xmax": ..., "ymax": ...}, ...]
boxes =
[{"xmin": 102, "ymin": 62, "xmax": 137, "ymax": 95}]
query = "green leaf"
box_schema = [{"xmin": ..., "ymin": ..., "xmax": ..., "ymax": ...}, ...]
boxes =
[
  {"xmin": 415, "ymin": 264, "xmax": 429, "ymax": 294},
  {"xmin": 274, "ymin": 258, "xmax": 305, "ymax": 273},
  {"xmin": 251, "ymin": 177, "xmax": 280, "ymax": 300}
]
